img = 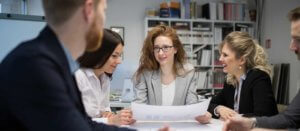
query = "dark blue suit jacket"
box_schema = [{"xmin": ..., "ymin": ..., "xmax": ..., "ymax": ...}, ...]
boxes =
[
  {"xmin": 0, "ymin": 26, "xmax": 134, "ymax": 131},
  {"xmin": 208, "ymin": 69, "xmax": 278, "ymax": 118}
]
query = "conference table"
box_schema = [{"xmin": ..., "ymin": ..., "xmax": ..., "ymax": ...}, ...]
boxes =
[{"xmin": 125, "ymin": 119, "xmax": 223, "ymax": 131}]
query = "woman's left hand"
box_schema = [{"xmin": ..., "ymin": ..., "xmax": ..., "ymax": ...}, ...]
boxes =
[
  {"xmin": 195, "ymin": 112, "xmax": 212, "ymax": 124},
  {"xmin": 101, "ymin": 111, "xmax": 115, "ymax": 118}
]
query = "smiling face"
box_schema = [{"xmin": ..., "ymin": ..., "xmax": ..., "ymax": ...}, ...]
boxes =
[
  {"xmin": 153, "ymin": 36, "xmax": 177, "ymax": 67},
  {"xmin": 290, "ymin": 20, "xmax": 300, "ymax": 60},
  {"xmin": 100, "ymin": 44, "xmax": 123, "ymax": 74},
  {"xmin": 219, "ymin": 43, "xmax": 245, "ymax": 75}
]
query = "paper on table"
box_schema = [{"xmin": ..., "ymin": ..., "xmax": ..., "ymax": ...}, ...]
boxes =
[{"xmin": 131, "ymin": 98, "xmax": 211, "ymax": 121}]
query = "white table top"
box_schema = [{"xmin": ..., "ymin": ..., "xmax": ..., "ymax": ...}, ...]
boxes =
[{"xmin": 124, "ymin": 119, "xmax": 223, "ymax": 131}]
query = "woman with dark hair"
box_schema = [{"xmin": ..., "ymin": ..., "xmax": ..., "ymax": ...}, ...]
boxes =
[{"xmin": 75, "ymin": 29, "xmax": 127, "ymax": 125}]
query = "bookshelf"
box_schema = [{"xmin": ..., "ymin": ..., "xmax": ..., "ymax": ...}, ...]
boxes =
[{"xmin": 145, "ymin": 17, "xmax": 255, "ymax": 96}]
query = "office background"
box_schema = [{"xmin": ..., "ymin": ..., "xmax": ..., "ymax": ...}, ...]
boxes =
[{"xmin": 0, "ymin": 0, "xmax": 299, "ymax": 102}]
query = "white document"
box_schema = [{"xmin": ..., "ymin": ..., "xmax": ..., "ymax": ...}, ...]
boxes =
[
  {"xmin": 131, "ymin": 98, "xmax": 211, "ymax": 121},
  {"xmin": 129, "ymin": 119, "xmax": 223, "ymax": 131}
]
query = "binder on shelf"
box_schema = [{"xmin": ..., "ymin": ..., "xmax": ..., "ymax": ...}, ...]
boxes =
[
  {"xmin": 184, "ymin": 0, "xmax": 190, "ymax": 19},
  {"xmin": 214, "ymin": 50, "xmax": 222, "ymax": 66},
  {"xmin": 196, "ymin": 71, "xmax": 208, "ymax": 89},
  {"xmin": 212, "ymin": 69, "xmax": 225, "ymax": 88},
  {"xmin": 196, "ymin": 4, "xmax": 202, "ymax": 18},
  {"xmin": 214, "ymin": 27, "xmax": 223, "ymax": 45},
  {"xmin": 202, "ymin": 2, "xmax": 217, "ymax": 20},
  {"xmin": 217, "ymin": 3, "xmax": 224, "ymax": 20},
  {"xmin": 200, "ymin": 49, "xmax": 211, "ymax": 66}
]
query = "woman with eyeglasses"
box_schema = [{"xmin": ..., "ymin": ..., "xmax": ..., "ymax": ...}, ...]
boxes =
[
  {"xmin": 120, "ymin": 25, "xmax": 212, "ymax": 124},
  {"xmin": 75, "ymin": 29, "xmax": 131, "ymax": 125}
]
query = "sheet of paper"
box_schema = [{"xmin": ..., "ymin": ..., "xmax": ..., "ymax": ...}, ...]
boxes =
[
  {"xmin": 128, "ymin": 119, "xmax": 223, "ymax": 131},
  {"xmin": 131, "ymin": 98, "xmax": 211, "ymax": 121}
]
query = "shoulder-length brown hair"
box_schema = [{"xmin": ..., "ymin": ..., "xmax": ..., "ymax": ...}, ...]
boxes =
[{"xmin": 135, "ymin": 25, "xmax": 186, "ymax": 80}]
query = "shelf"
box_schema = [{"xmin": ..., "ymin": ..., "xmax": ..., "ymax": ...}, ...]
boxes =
[
  {"xmin": 214, "ymin": 65, "xmax": 224, "ymax": 68},
  {"xmin": 0, "ymin": 13, "xmax": 45, "ymax": 22},
  {"xmin": 195, "ymin": 65, "xmax": 213, "ymax": 68},
  {"xmin": 146, "ymin": 17, "xmax": 254, "ymax": 24}
]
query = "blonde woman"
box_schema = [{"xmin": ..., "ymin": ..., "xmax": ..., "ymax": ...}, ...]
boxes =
[{"xmin": 208, "ymin": 31, "xmax": 278, "ymax": 120}]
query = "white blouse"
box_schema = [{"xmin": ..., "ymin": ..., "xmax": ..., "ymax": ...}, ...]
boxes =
[
  {"xmin": 161, "ymin": 80, "xmax": 175, "ymax": 106},
  {"xmin": 75, "ymin": 68, "xmax": 111, "ymax": 118}
]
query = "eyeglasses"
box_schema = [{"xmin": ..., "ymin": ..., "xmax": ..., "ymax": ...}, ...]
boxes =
[{"xmin": 153, "ymin": 46, "xmax": 174, "ymax": 53}]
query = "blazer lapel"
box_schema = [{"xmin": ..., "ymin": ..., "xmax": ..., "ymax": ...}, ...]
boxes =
[
  {"xmin": 173, "ymin": 75, "xmax": 186, "ymax": 105},
  {"xmin": 152, "ymin": 70, "xmax": 162, "ymax": 105}
]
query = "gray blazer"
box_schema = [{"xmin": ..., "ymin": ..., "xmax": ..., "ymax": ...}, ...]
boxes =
[
  {"xmin": 256, "ymin": 90, "xmax": 300, "ymax": 129},
  {"xmin": 132, "ymin": 63, "xmax": 198, "ymax": 105}
]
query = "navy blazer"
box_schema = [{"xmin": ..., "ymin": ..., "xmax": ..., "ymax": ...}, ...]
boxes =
[
  {"xmin": 208, "ymin": 69, "xmax": 278, "ymax": 118},
  {"xmin": 0, "ymin": 26, "xmax": 134, "ymax": 131}
]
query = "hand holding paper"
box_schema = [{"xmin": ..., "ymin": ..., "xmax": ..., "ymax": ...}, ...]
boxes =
[{"xmin": 131, "ymin": 98, "xmax": 211, "ymax": 122}]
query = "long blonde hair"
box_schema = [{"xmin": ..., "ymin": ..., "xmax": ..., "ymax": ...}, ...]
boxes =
[
  {"xmin": 135, "ymin": 25, "xmax": 187, "ymax": 81},
  {"xmin": 219, "ymin": 31, "xmax": 271, "ymax": 85}
]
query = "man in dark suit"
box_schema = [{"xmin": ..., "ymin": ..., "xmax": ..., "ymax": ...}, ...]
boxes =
[
  {"xmin": 0, "ymin": 0, "xmax": 135, "ymax": 130},
  {"xmin": 223, "ymin": 6, "xmax": 300, "ymax": 131}
]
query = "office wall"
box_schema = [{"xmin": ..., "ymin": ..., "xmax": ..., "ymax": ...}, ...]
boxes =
[
  {"xmin": 0, "ymin": 0, "xmax": 44, "ymax": 61},
  {"xmin": 1, "ymin": 0, "xmax": 299, "ymax": 101},
  {"xmin": 261, "ymin": 0, "xmax": 300, "ymax": 102},
  {"xmin": 0, "ymin": 20, "xmax": 45, "ymax": 61}
]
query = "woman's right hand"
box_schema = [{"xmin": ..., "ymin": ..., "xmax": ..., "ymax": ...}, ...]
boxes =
[
  {"xmin": 119, "ymin": 109, "xmax": 136, "ymax": 125},
  {"xmin": 216, "ymin": 105, "xmax": 238, "ymax": 121}
]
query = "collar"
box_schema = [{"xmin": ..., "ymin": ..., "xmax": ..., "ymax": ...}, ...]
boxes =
[
  {"xmin": 59, "ymin": 42, "xmax": 79, "ymax": 74},
  {"xmin": 240, "ymin": 73, "xmax": 247, "ymax": 81},
  {"xmin": 84, "ymin": 68, "xmax": 97, "ymax": 78}
]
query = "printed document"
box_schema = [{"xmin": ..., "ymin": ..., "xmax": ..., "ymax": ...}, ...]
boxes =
[{"xmin": 131, "ymin": 98, "xmax": 211, "ymax": 121}]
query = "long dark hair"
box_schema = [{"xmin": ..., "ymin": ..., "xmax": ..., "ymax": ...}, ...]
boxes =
[{"xmin": 78, "ymin": 28, "xmax": 124, "ymax": 77}]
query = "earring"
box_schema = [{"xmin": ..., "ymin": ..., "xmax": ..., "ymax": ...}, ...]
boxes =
[{"xmin": 239, "ymin": 66, "xmax": 242, "ymax": 70}]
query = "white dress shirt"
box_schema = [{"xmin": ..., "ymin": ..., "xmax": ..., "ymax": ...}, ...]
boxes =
[
  {"xmin": 75, "ymin": 68, "xmax": 111, "ymax": 118},
  {"xmin": 161, "ymin": 80, "xmax": 175, "ymax": 106}
]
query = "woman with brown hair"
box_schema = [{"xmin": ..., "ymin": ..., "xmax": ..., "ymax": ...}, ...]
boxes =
[
  {"xmin": 133, "ymin": 25, "xmax": 198, "ymax": 106},
  {"xmin": 122, "ymin": 25, "xmax": 211, "ymax": 124}
]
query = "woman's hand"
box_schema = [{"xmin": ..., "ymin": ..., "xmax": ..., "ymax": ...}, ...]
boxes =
[
  {"xmin": 217, "ymin": 105, "xmax": 238, "ymax": 121},
  {"xmin": 195, "ymin": 112, "xmax": 212, "ymax": 124},
  {"xmin": 119, "ymin": 109, "xmax": 136, "ymax": 125},
  {"xmin": 101, "ymin": 111, "xmax": 115, "ymax": 118}
]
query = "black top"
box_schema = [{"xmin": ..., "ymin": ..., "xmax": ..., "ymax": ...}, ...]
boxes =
[
  {"xmin": 0, "ymin": 26, "xmax": 135, "ymax": 131},
  {"xmin": 208, "ymin": 69, "xmax": 278, "ymax": 118}
]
